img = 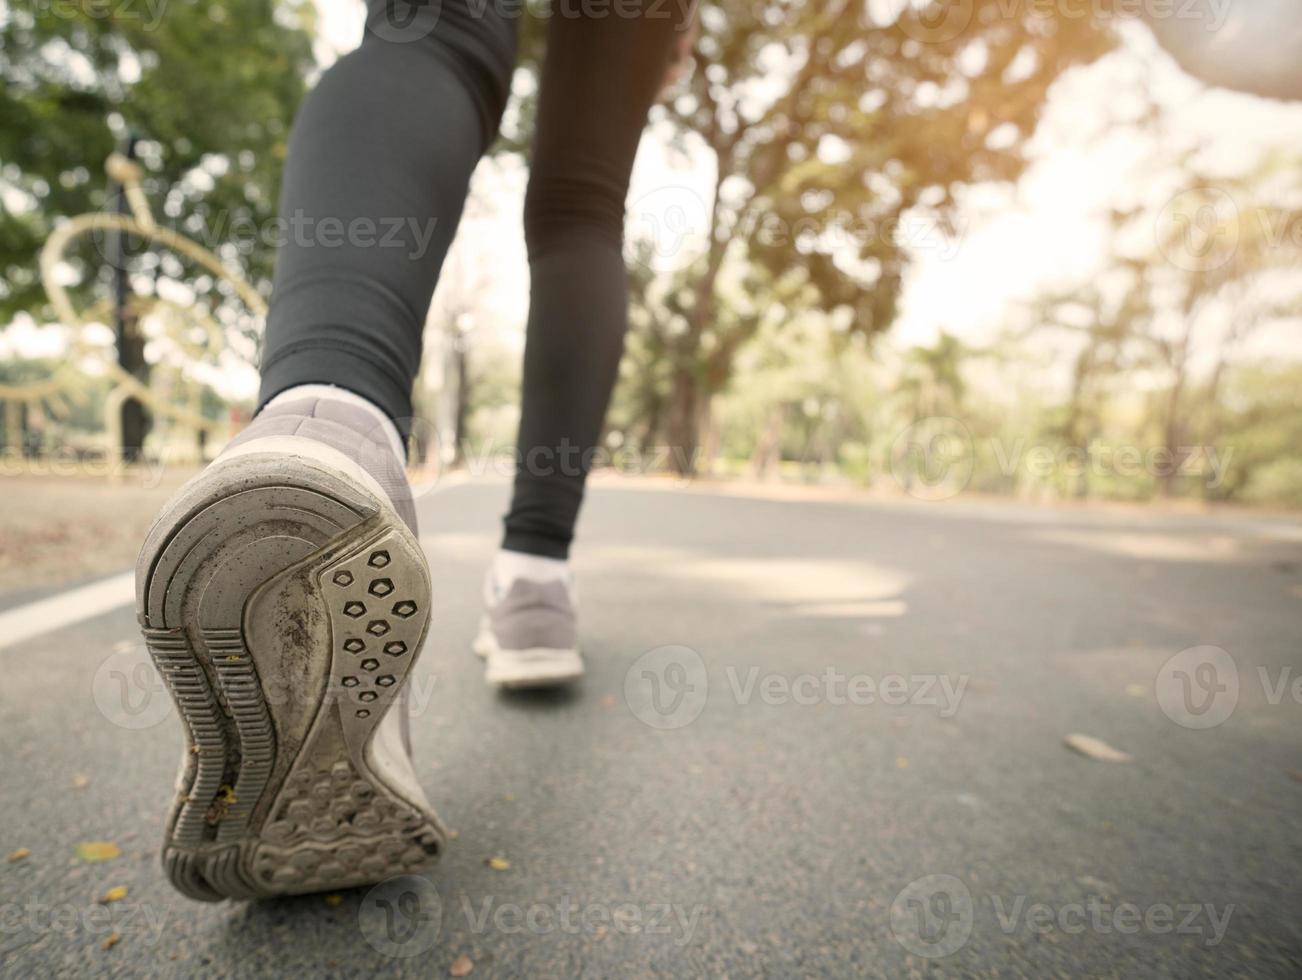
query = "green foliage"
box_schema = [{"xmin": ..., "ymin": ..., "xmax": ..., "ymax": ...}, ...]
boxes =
[
  {"xmin": 0, "ymin": 0, "xmax": 315, "ymax": 322},
  {"xmin": 634, "ymin": 0, "xmax": 1115, "ymax": 463},
  {"xmin": 1208, "ymin": 363, "xmax": 1302, "ymax": 506}
]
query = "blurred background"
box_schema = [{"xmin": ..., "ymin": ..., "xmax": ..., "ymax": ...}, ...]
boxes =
[
  {"xmin": 1, "ymin": 0, "xmax": 1300, "ymax": 584},
  {"xmin": 3, "ymin": 6, "xmax": 1302, "ymax": 975}
]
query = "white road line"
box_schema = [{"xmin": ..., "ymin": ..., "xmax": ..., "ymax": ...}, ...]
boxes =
[
  {"xmin": 0, "ymin": 471, "xmax": 475, "ymax": 651},
  {"xmin": 0, "ymin": 571, "xmax": 136, "ymax": 651}
]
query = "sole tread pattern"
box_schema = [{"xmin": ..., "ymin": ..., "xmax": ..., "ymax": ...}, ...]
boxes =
[
  {"xmin": 145, "ymin": 629, "xmax": 227, "ymax": 849},
  {"xmin": 206, "ymin": 628, "xmax": 275, "ymax": 847},
  {"xmin": 138, "ymin": 455, "xmax": 443, "ymax": 901}
]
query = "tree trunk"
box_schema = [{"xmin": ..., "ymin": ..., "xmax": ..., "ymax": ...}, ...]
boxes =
[
  {"xmin": 751, "ymin": 404, "xmax": 785, "ymax": 481},
  {"xmin": 698, "ymin": 397, "xmax": 720, "ymax": 477},
  {"xmin": 1157, "ymin": 368, "xmax": 1187, "ymax": 499},
  {"xmin": 639, "ymin": 391, "xmax": 663, "ymax": 458},
  {"xmin": 666, "ymin": 364, "xmax": 701, "ymax": 476},
  {"xmin": 452, "ymin": 344, "xmax": 469, "ymax": 467}
]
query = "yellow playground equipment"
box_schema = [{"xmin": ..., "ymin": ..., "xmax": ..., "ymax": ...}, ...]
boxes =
[{"xmin": 1, "ymin": 153, "xmax": 266, "ymax": 464}]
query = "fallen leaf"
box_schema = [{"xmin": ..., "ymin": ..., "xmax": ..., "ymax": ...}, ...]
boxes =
[
  {"xmin": 1063, "ymin": 734, "xmax": 1131, "ymax": 763},
  {"xmin": 8, "ymin": 848, "xmax": 30, "ymax": 862},
  {"xmin": 1124, "ymin": 684, "xmax": 1146, "ymax": 698},
  {"xmin": 324, "ymin": 894, "xmax": 343, "ymax": 908},
  {"xmin": 100, "ymin": 886, "xmax": 128, "ymax": 904},
  {"xmin": 486, "ymin": 856, "xmax": 510, "ymax": 871},
  {"xmin": 1076, "ymin": 875, "xmax": 1115, "ymax": 896},
  {"xmin": 599, "ymin": 694, "xmax": 617, "ymax": 709},
  {"xmin": 449, "ymin": 953, "xmax": 475, "ymax": 977},
  {"xmin": 102, "ymin": 933, "xmax": 122, "ymax": 951},
  {"xmin": 72, "ymin": 774, "xmax": 90, "ymax": 789},
  {"xmin": 76, "ymin": 841, "xmax": 122, "ymax": 863},
  {"xmin": 448, "ymin": 830, "xmax": 459, "ymax": 841},
  {"xmin": 895, "ymin": 756, "xmax": 909, "ymax": 769},
  {"xmin": 1286, "ymin": 770, "xmax": 1302, "ymax": 784}
]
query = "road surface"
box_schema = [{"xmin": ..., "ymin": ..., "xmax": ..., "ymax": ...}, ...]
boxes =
[{"xmin": 2, "ymin": 479, "xmax": 1300, "ymax": 977}]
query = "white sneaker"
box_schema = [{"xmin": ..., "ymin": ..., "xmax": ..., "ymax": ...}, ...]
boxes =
[
  {"xmin": 135, "ymin": 393, "xmax": 446, "ymax": 900},
  {"xmin": 475, "ymin": 554, "xmax": 583, "ymax": 689}
]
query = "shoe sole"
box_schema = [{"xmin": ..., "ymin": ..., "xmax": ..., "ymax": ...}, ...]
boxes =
[
  {"xmin": 475, "ymin": 621, "xmax": 584, "ymax": 689},
  {"xmin": 136, "ymin": 446, "xmax": 444, "ymax": 900}
]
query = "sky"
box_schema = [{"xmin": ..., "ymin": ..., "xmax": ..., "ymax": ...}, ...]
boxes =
[
  {"xmin": 896, "ymin": 21, "xmax": 1302, "ymax": 355},
  {"xmin": 302, "ymin": 3, "xmax": 1302, "ymax": 375},
  {"xmin": 6, "ymin": 2, "xmax": 1298, "ymax": 400}
]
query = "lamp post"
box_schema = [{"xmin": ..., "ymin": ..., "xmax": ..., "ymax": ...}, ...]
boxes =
[{"xmin": 107, "ymin": 132, "xmax": 150, "ymax": 463}]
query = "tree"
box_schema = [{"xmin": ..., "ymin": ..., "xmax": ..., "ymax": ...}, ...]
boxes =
[
  {"xmin": 2, "ymin": 0, "xmax": 315, "ymax": 456},
  {"xmin": 0, "ymin": 0, "xmax": 315, "ymax": 339},
  {"xmin": 643, "ymin": 0, "xmax": 1114, "ymax": 472},
  {"xmin": 1031, "ymin": 146, "xmax": 1301, "ymax": 500}
]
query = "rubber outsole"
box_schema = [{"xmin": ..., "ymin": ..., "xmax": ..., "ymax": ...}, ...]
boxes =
[
  {"xmin": 474, "ymin": 620, "xmax": 585, "ymax": 689},
  {"xmin": 136, "ymin": 450, "xmax": 444, "ymax": 901}
]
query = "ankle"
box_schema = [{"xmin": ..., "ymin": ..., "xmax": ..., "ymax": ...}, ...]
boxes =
[
  {"xmin": 262, "ymin": 384, "xmax": 405, "ymax": 461},
  {"xmin": 493, "ymin": 549, "xmax": 570, "ymax": 585}
]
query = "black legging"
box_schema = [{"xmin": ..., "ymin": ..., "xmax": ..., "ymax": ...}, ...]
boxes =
[{"xmin": 258, "ymin": 0, "xmax": 687, "ymax": 558}]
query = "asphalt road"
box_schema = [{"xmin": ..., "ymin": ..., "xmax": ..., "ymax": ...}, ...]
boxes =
[{"xmin": 2, "ymin": 479, "xmax": 1300, "ymax": 977}]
